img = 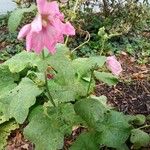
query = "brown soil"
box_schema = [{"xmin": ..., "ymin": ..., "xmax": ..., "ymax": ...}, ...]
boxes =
[
  {"xmin": 6, "ymin": 129, "xmax": 34, "ymax": 150},
  {"xmin": 95, "ymin": 80, "xmax": 150, "ymax": 115}
]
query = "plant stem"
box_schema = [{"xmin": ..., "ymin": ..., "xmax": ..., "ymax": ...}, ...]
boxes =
[
  {"xmin": 42, "ymin": 51, "xmax": 45, "ymax": 59},
  {"xmin": 65, "ymin": 36, "xmax": 69, "ymax": 45},
  {"xmin": 65, "ymin": 0, "xmax": 79, "ymax": 45},
  {"xmin": 71, "ymin": 32, "xmax": 90, "ymax": 54},
  {"xmin": 137, "ymin": 124, "xmax": 150, "ymax": 130},
  {"xmin": 73, "ymin": 0, "xmax": 79, "ymax": 13},
  {"xmin": 86, "ymin": 67, "xmax": 95, "ymax": 97},
  {"xmin": 42, "ymin": 51, "xmax": 56, "ymax": 107},
  {"xmin": 100, "ymin": 38, "xmax": 106, "ymax": 56},
  {"xmin": 44, "ymin": 71, "xmax": 56, "ymax": 107}
]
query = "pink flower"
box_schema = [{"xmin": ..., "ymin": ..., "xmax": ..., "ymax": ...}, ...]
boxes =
[
  {"xmin": 18, "ymin": 0, "xmax": 75, "ymax": 54},
  {"xmin": 106, "ymin": 56, "xmax": 122, "ymax": 76}
]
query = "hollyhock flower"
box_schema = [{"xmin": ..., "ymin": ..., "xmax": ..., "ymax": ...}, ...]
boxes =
[
  {"xmin": 18, "ymin": 0, "xmax": 75, "ymax": 54},
  {"xmin": 106, "ymin": 55, "xmax": 122, "ymax": 76}
]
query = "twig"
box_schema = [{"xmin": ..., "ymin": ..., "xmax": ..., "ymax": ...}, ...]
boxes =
[{"xmin": 71, "ymin": 31, "xmax": 90, "ymax": 53}]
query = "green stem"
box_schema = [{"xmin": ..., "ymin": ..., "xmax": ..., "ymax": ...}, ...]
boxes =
[
  {"xmin": 100, "ymin": 38, "xmax": 106, "ymax": 56},
  {"xmin": 65, "ymin": 0, "xmax": 79, "ymax": 45},
  {"xmin": 42, "ymin": 51, "xmax": 56, "ymax": 107},
  {"xmin": 71, "ymin": 32, "xmax": 90, "ymax": 54},
  {"xmin": 65, "ymin": 36, "xmax": 69, "ymax": 45},
  {"xmin": 73, "ymin": 0, "xmax": 79, "ymax": 13},
  {"xmin": 44, "ymin": 72, "xmax": 56, "ymax": 107},
  {"xmin": 137, "ymin": 124, "xmax": 150, "ymax": 130},
  {"xmin": 86, "ymin": 67, "xmax": 95, "ymax": 97},
  {"xmin": 42, "ymin": 51, "xmax": 45, "ymax": 59}
]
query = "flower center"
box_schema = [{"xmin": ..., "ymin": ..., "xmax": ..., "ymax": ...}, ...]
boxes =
[
  {"xmin": 42, "ymin": 19, "xmax": 48, "ymax": 27},
  {"xmin": 42, "ymin": 15, "xmax": 49, "ymax": 27}
]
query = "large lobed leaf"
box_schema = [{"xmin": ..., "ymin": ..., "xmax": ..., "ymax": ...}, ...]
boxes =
[
  {"xmin": 96, "ymin": 111, "xmax": 131, "ymax": 148},
  {"xmin": 48, "ymin": 45, "xmax": 75, "ymax": 85},
  {"xmin": 72, "ymin": 56, "xmax": 106, "ymax": 77},
  {"xmin": 24, "ymin": 104, "xmax": 82, "ymax": 150},
  {"xmin": 74, "ymin": 98, "xmax": 106, "ymax": 128},
  {"xmin": 70, "ymin": 132, "xmax": 99, "ymax": 150},
  {"xmin": 0, "ymin": 66, "xmax": 18, "ymax": 123},
  {"xmin": 46, "ymin": 44, "xmax": 96, "ymax": 102},
  {"xmin": 0, "ymin": 78, "xmax": 42, "ymax": 124},
  {"xmin": 74, "ymin": 97, "xmax": 131, "ymax": 148},
  {"xmin": 130, "ymin": 129, "xmax": 150, "ymax": 149},
  {"xmin": 0, "ymin": 66, "xmax": 17, "ymax": 97},
  {"xmin": 3, "ymin": 51, "xmax": 41, "ymax": 73},
  {"xmin": 94, "ymin": 71, "xmax": 118, "ymax": 86},
  {"xmin": 3, "ymin": 44, "xmax": 70, "ymax": 74}
]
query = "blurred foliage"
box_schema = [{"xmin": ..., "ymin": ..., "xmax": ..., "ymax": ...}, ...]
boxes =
[
  {"xmin": 64, "ymin": 0, "xmax": 150, "ymax": 63},
  {"xmin": 0, "ymin": 5, "xmax": 36, "ymax": 61},
  {"xmin": 0, "ymin": 0, "xmax": 150, "ymax": 64}
]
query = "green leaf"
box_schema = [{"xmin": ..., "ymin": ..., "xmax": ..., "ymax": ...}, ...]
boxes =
[
  {"xmin": 55, "ymin": 43, "xmax": 71, "ymax": 56},
  {"xmin": 147, "ymin": 115, "xmax": 150, "ymax": 121},
  {"xmin": 4, "ymin": 51, "xmax": 41, "ymax": 73},
  {"xmin": 24, "ymin": 103, "xmax": 82, "ymax": 150},
  {"xmin": 70, "ymin": 132, "xmax": 99, "ymax": 150},
  {"xmin": 74, "ymin": 98, "xmax": 106, "ymax": 128},
  {"xmin": 72, "ymin": 56, "xmax": 106, "ymax": 77},
  {"xmin": 0, "ymin": 103, "xmax": 8, "ymax": 124},
  {"xmin": 96, "ymin": 111, "xmax": 131, "ymax": 148},
  {"xmin": 24, "ymin": 106, "xmax": 64, "ymax": 150},
  {"xmin": 37, "ymin": 44, "xmax": 71, "ymax": 73},
  {"xmin": 94, "ymin": 71, "xmax": 118, "ymax": 85},
  {"xmin": 27, "ymin": 71, "xmax": 45, "ymax": 87},
  {"xmin": 128, "ymin": 114, "xmax": 146, "ymax": 126},
  {"xmin": 47, "ymin": 78, "xmax": 95, "ymax": 103},
  {"xmin": 46, "ymin": 44, "xmax": 96, "ymax": 100},
  {"xmin": 90, "ymin": 95, "xmax": 111, "ymax": 109},
  {"xmin": 74, "ymin": 78, "xmax": 95, "ymax": 98},
  {"xmin": 0, "ymin": 66, "xmax": 17, "ymax": 97},
  {"xmin": 0, "ymin": 66, "xmax": 17, "ymax": 123},
  {"xmin": 48, "ymin": 80, "xmax": 76, "ymax": 103},
  {"xmin": 48, "ymin": 53, "xmax": 75, "ymax": 85},
  {"xmin": 116, "ymin": 144, "xmax": 130, "ymax": 150},
  {"xmin": 58, "ymin": 103, "xmax": 83, "ymax": 134},
  {"xmin": 0, "ymin": 78, "xmax": 42, "ymax": 124},
  {"xmin": 0, "ymin": 121, "xmax": 19, "ymax": 150},
  {"xmin": 8, "ymin": 5, "xmax": 36, "ymax": 32},
  {"xmin": 44, "ymin": 56, "xmax": 74, "ymax": 88},
  {"xmin": 130, "ymin": 129, "xmax": 150, "ymax": 149}
]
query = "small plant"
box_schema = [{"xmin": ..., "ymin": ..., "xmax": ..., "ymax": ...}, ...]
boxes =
[{"xmin": 0, "ymin": 0, "xmax": 149, "ymax": 149}]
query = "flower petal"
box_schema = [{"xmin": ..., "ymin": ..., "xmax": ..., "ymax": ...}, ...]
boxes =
[
  {"xmin": 52, "ymin": 19, "xmax": 75, "ymax": 36},
  {"xmin": 46, "ymin": 42, "xmax": 56, "ymax": 54},
  {"xmin": 37, "ymin": 0, "xmax": 59, "ymax": 15},
  {"xmin": 63, "ymin": 22, "xmax": 75, "ymax": 35},
  {"xmin": 43, "ymin": 25, "xmax": 58, "ymax": 54},
  {"xmin": 26, "ymin": 31, "xmax": 44, "ymax": 53},
  {"xmin": 106, "ymin": 56, "xmax": 123, "ymax": 76},
  {"xmin": 31, "ymin": 15, "xmax": 42, "ymax": 32},
  {"xmin": 17, "ymin": 24, "xmax": 31, "ymax": 40},
  {"xmin": 26, "ymin": 32, "xmax": 32, "ymax": 52}
]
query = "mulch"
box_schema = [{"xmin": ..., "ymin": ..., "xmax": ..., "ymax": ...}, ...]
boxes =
[{"xmin": 95, "ymin": 80, "xmax": 150, "ymax": 115}]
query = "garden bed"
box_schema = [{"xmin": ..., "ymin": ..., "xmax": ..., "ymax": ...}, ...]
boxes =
[
  {"xmin": 0, "ymin": 1, "xmax": 150, "ymax": 149},
  {"xmin": 5, "ymin": 53, "xmax": 150, "ymax": 150}
]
